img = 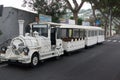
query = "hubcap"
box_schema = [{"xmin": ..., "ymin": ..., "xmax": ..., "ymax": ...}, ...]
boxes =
[{"xmin": 32, "ymin": 56, "xmax": 38, "ymax": 66}]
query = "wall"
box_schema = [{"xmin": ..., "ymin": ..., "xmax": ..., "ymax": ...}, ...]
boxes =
[{"xmin": 0, "ymin": 7, "xmax": 37, "ymax": 46}]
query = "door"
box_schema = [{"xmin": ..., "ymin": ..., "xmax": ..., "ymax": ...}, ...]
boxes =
[{"xmin": 51, "ymin": 28, "xmax": 56, "ymax": 45}]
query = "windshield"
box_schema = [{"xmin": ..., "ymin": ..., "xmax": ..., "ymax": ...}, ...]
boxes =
[{"xmin": 33, "ymin": 24, "xmax": 48, "ymax": 37}]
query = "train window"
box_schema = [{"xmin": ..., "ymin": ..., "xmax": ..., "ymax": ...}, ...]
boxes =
[
  {"xmin": 59, "ymin": 28, "xmax": 74, "ymax": 38},
  {"xmin": 88, "ymin": 30, "xmax": 90, "ymax": 37},
  {"xmin": 80, "ymin": 29, "xmax": 82, "ymax": 38},
  {"xmin": 94, "ymin": 31, "xmax": 97, "ymax": 36},
  {"xmin": 80, "ymin": 29, "xmax": 85, "ymax": 39},
  {"xmin": 91, "ymin": 31, "xmax": 94, "ymax": 36},
  {"xmin": 92, "ymin": 31, "xmax": 94, "ymax": 36},
  {"xmin": 95, "ymin": 31, "xmax": 96, "ymax": 36},
  {"xmin": 99, "ymin": 30, "xmax": 101, "ymax": 35},
  {"xmin": 60, "ymin": 28, "xmax": 72, "ymax": 38},
  {"xmin": 61, "ymin": 29, "xmax": 67, "ymax": 38},
  {"xmin": 90, "ymin": 31, "xmax": 92, "ymax": 37},
  {"xmin": 99, "ymin": 30, "xmax": 104, "ymax": 35},
  {"xmin": 69, "ymin": 29, "xmax": 73, "ymax": 37},
  {"xmin": 102, "ymin": 31, "xmax": 104, "ymax": 35},
  {"xmin": 96, "ymin": 31, "xmax": 98, "ymax": 36},
  {"xmin": 94, "ymin": 31, "xmax": 96, "ymax": 36},
  {"xmin": 101, "ymin": 31, "xmax": 102, "ymax": 35},
  {"xmin": 89, "ymin": 31, "xmax": 91, "ymax": 37},
  {"xmin": 83, "ymin": 30, "xmax": 86, "ymax": 37},
  {"xmin": 33, "ymin": 24, "xmax": 48, "ymax": 37},
  {"xmin": 73, "ymin": 29, "xmax": 79, "ymax": 38},
  {"xmin": 93, "ymin": 31, "xmax": 95, "ymax": 36}
]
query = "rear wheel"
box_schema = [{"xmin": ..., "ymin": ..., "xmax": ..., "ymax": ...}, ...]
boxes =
[{"xmin": 30, "ymin": 54, "xmax": 39, "ymax": 67}]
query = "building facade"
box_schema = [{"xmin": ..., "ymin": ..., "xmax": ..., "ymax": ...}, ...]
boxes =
[{"xmin": 0, "ymin": 7, "xmax": 37, "ymax": 47}]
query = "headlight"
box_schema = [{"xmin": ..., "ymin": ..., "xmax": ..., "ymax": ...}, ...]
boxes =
[
  {"xmin": 23, "ymin": 47, "xmax": 29, "ymax": 55},
  {"xmin": 1, "ymin": 46, "xmax": 7, "ymax": 53}
]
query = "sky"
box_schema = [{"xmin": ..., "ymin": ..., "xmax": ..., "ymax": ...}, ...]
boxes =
[
  {"xmin": 0, "ymin": 0, "xmax": 91, "ymax": 11},
  {"xmin": 0, "ymin": 0, "xmax": 30, "ymax": 11}
]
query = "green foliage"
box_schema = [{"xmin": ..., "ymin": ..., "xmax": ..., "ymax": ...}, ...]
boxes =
[
  {"xmin": 70, "ymin": 16, "xmax": 74, "ymax": 20},
  {"xmin": 70, "ymin": 16, "xmax": 83, "ymax": 25},
  {"xmin": 84, "ymin": 0, "xmax": 120, "ymax": 36},
  {"xmin": 78, "ymin": 18, "xmax": 83, "ymax": 25},
  {"xmin": 85, "ymin": 0, "xmax": 120, "ymax": 18},
  {"xmin": 32, "ymin": 0, "xmax": 67, "ymax": 23},
  {"xmin": 52, "ymin": 17, "xmax": 59, "ymax": 23}
]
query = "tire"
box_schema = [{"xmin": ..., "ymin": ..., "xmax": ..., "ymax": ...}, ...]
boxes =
[{"xmin": 30, "ymin": 54, "xmax": 39, "ymax": 67}]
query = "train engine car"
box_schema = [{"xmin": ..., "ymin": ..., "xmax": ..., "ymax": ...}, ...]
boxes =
[{"xmin": 0, "ymin": 21, "xmax": 64, "ymax": 67}]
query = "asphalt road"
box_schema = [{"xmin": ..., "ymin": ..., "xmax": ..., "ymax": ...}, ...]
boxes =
[{"xmin": 0, "ymin": 35, "xmax": 120, "ymax": 80}]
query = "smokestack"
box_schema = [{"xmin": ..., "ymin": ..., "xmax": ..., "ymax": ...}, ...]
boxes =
[{"xmin": 18, "ymin": 20, "xmax": 24, "ymax": 36}]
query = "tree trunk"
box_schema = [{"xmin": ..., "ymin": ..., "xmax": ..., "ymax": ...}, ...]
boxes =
[
  {"xmin": 99, "ymin": 9, "xmax": 109, "ymax": 38},
  {"xmin": 73, "ymin": 12, "xmax": 78, "ymax": 24},
  {"xmin": 104, "ymin": 20, "xmax": 108, "ymax": 38},
  {"xmin": 109, "ymin": 9, "xmax": 112, "ymax": 36},
  {"xmin": 92, "ymin": 7, "xmax": 97, "ymax": 21},
  {"xmin": 90, "ymin": 2, "xmax": 97, "ymax": 22}
]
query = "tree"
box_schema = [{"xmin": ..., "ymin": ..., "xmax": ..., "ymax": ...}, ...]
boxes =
[
  {"xmin": 85, "ymin": 0, "xmax": 120, "ymax": 37},
  {"xmin": 23, "ymin": 0, "xmax": 66, "ymax": 23},
  {"xmin": 65, "ymin": 0, "xmax": 85, "ymax": 24},
  {"xmin": 70, "ymin": 16, "xmax": 83, "ymax": 25}
]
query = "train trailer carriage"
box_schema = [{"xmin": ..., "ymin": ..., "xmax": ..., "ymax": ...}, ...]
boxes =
[
  {"xmin": 85, "ymin": 26, "xmax": 104, "ymax": 46},
  {"xmin": 0, "ymin": 21, "xmax": 105, "ymax": 67},
  {"xmin": 59, "ymin": 24, "xmax": 104, "ymax": 49},
  {"xmin": 59, "ymin": 24, "xmax": 86, "ymax": 52},
  {"xmin": 97, "ymin": 30, "xmax": 105, "ymax": 43}
]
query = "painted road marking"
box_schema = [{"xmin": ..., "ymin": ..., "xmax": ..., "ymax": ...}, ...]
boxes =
[
  {"xmin": 106, "ymin": 40, "xmax": 120, "ymax": 43},
  {"xmin": 106, "ymin": 40, "xmax": 111, "ymax": 42},
  {"xmin": 113, "ymin": 40, "xmax": 117, "ymax": 42}
]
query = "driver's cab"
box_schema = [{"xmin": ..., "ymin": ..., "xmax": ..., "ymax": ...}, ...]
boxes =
[{"xmin": 30, "ymin": 22, "xmax": 62, "ymax": 50}]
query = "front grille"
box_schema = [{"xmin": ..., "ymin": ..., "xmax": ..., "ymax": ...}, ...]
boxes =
[{"xmin": 12, "ymin": 49, "xmax": 20, "ymax": 55}]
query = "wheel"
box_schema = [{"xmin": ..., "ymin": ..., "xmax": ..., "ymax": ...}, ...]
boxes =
[{"xmin": 30, "ymin": 54, "xmax": 39, "ymax": 67}]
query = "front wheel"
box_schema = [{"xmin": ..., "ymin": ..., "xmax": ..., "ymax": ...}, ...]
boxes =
[{"xmin": 30, "ymin": 54, "xmax": 39, "ymax": 67}]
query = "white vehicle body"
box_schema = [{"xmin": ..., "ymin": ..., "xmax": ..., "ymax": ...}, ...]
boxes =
[
  {"xmin": 59, "ymin": 24, "xmax": 104, "ymax": 51},
  {"xmin": 97, "ymin": 30, "xmax": 105, "ymax": 43},
  {"xmin": 0, "ymin": 22, "xmax": 64, "ymax": 66},
  {"xmin": 0, "ymin": 21, "xmax": 104, "ymax": 66}
]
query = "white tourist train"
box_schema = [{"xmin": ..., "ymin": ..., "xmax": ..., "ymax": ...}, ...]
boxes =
[{"xmin": 0, "ymin": 20, "xmax": 104, "ymax": 67}]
